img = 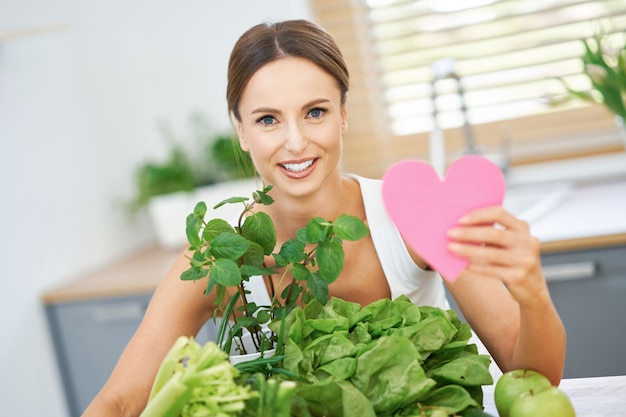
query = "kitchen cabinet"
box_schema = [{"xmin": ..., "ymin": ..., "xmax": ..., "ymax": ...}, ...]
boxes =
[
  {"xmin": 542, "ymin": 244, "xmax": 626, "ymax": 378},
  {"xmin": 42, "ymin": 248, "xmax": 218, "ymax": 417},
  {"xmin": 45, "ymin": 294, "xmax": 151, "ymax": 417},
  {"xmin": 446, "ymin": 241, "xmax": 626, "ymax": 379}
]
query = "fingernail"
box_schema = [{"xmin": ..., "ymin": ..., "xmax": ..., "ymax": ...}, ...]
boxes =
[
  {"xmin": 458, "ymin": 214, "xmax": 471, "ymax": 224},
  {"xmin": 447, "ymin": 228, "xmax": 461, "ymax": 238},
  {"xmin": 448, "ymin": 242, "xmax": 462, "ymax": 252}
]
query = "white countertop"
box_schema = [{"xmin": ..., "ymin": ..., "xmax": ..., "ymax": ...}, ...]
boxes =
[
  {"xmin": 482, "ymin": 375, "xmax": 626, "ymax": 417},
  {"xmin": 503, "ymin": 153, "xmax": 626, "ymax": 245}
]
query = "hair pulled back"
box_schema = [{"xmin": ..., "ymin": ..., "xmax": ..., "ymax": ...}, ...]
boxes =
[{"xmin": 227, "ymin": 19, "xmax": 349, "ymax": 121}]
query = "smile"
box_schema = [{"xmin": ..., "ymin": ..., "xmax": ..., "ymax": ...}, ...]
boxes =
[{"xmin": 280, "ymin": 159, "xmax": 315, "ymax": 172}]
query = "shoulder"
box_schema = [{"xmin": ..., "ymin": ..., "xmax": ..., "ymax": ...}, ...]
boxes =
[{"xmin": 342, "ymin": 173, "xmax": 382, "ymax": 199}]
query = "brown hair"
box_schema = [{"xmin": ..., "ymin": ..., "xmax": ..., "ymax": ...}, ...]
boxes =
[{"xmin": 227, "ymin": 19, "xmax": 350, "ymax": 121}]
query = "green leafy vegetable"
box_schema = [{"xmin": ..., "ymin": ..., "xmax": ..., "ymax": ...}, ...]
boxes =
[{"xmin": 270, "ymin": 295, "xmax": 493, "ymax": 417}]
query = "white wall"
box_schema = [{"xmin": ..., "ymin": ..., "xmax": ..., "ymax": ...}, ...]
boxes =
[{"xmin": 0, "ymin": 1, "xmax": 311, "ymax": 416}]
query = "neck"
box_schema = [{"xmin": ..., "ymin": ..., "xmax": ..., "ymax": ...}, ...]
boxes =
[{"xmin": 261, "ymin": 175, "xmax": 358, "ymax": 241}]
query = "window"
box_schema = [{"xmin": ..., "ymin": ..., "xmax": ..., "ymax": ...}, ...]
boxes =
[
  {"xmin": 363, "ymin": 0, "xmax": 626, "ymax": 135},
  {"xmin": 311, "ymin": 0, "xmax": 626, "ymax": 177}
]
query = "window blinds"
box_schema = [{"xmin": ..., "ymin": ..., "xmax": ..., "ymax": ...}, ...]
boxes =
[
  {"xmin": 363, "ymin": 0, "xmax": 626, "ymax": 135},
  {"xmin": 310, "ymin": 0, "xmax": 626, "ymax": 176}
]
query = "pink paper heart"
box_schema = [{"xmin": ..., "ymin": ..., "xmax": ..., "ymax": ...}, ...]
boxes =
[{"xmin": 382, "ymin": 155, "xmax": 505, "ymax": 282}]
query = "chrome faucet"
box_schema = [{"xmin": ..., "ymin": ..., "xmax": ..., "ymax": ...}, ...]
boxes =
[{"xmin": 431, "ymin": 57, "xmax": 478, "ymax": 154}]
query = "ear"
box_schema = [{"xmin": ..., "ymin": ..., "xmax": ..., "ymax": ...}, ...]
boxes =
[{"xmin": 235, "ymin": 118, "xmax": 249, "ymax": 152}]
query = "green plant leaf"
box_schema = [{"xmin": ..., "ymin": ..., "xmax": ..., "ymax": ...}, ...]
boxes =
[
  {"xmin": 210, "ymin": 233, "xmax": 249, "ymax": 259},
  {"xmin": 290, "ymin": 263, "xmax": 310, "ymax": 281},
  {"xmin": 307, "ymin": 272, "xmax": 329, "ymax": 304},
  {"xmin": 305, "ymin": 217, "xmax": 328, "ymax": 243},
  {"xmin": 213, "ymin": 196, "xmax": 249, "ymax": 210},
  {"xmin": 202, "ymin": 218, "xmax": 235, "ymax": 241},
  {"xmin": 253, "ymin": 186, "xmax": 275, "ymax": 205},
  {"xmin": 295, "ymin": 227, "xmax": 308, "ymax": 243},
  {"xmin": 193, "ymin": 201, "xmax": 208, "ymax": 217},
  {"xmin": 242, "ymin": 240, "xmax": 266, "ymax": 267},
  {"xmin": 240, "ymin": 264, "xmax": 276, "ymax": 277},
  {"xmin": 242, "ymin": 212, "xmax": 276, "ymax": 255},
  {"xmin": 210, "ymin": 258, "xmax": 243, "ymax": 286},
  {"xmin": 185, "ymin": 213, "xmax": 203, "ymax": 248},
  {"xmin": 236, "ymin": 315, "xmax": 257, "ymax": 328},
  {"xmin": 316, "ymin": 238, "xmax": 344, "ymax": 283},
  {"xmin": 256, "ymin": 309, "xmax": 271, "ymax": 324},
  {"xmin": 279, "ymin": 238, "xmax": 307, "ymax": 263},
  {"xmin": 334, "ymin": 214, "xmax": 369, "ymax": 241},
  {"xmin": 180, "ymin": 266, "xmax": 208, "ymax": 281}
]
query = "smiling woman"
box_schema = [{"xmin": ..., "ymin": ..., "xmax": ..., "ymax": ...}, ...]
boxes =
[{"xmin": 82, "ymin": 19, "xmax": 566, "ymax": 417}]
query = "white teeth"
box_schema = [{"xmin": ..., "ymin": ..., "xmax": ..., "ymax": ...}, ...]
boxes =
[{"xmin": 281, "ymin": 160, "xmax": 314, "ymax": 172}]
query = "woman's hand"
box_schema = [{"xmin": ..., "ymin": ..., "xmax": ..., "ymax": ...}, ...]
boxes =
[
  {"xmin": 446, "ymin": 205, "xmax": 548, "ymax": 306},
  {"xmin": 445, "ymin": 205, "xmax": 565, "ymax": 385}
]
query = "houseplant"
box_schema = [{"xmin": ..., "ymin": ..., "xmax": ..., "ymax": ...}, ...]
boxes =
[
  {"xmin": 181, "ymin": 184, "xmax": 370, "ymax": 360},
  {"xmin": 554, "ymin": 29, "xmax": 626, "ymax": 147},
  {"xmin": 129, "ymin": 113, "xmax": 258, "ymax": 249},
  {"xmin": 130, "ymin": 113, "xmax": 255, "ymax": 212}
]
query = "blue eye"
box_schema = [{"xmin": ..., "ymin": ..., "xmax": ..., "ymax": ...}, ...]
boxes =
[
  {"xmin": 308, "ymin": 108, "xmax": 325, "ymax": 118},
  {"xmin": 258, "ymin": 116, "xmax": 275, "ymax": 125}
]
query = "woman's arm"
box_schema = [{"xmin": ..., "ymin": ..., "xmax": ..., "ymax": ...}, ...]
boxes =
[
  {"xmin": 444, "ymin": 206, "xmax": 566, "ymax": 386},
  {"xmin": 82, "ymin": 251, "xmax": 214, "ymax": 417}
]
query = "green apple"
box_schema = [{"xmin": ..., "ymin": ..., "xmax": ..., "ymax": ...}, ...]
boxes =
[
  {"xmin": 494, "ymin": 369, "xmax": 552, "ymax": 417},
  {"xmin": 509, "ymin": 386, "xmax": 576, "ymax": 417}
]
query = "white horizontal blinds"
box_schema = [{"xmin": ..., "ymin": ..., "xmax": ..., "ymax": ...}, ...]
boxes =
[{"xmin": 363, "ymin": 0, "xmax": 626, "ymax": 136}]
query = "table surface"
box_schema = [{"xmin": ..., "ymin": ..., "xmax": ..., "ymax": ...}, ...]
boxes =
[{"xmin": 482, "ymin": 374, "xmax": 626, "ymax": 416}]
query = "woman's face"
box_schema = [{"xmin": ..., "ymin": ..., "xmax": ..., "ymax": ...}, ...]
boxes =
[{"xmin": 235, "ymin": 56, "xmax": 347, "ymax": 199}]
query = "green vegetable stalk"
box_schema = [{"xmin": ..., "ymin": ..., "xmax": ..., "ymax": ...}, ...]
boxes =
[{"xmin": 140, "ymin": 337, "xmax": 252, "ymax": 417}]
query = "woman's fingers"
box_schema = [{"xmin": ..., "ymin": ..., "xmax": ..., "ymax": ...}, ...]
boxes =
[
  {"xmin": 447, "ymin": 205, "xmax": 544, "ymax": 296},
  {"xmin": 458, "ymin": 205, "xmax": 530, "ymax": 233}
]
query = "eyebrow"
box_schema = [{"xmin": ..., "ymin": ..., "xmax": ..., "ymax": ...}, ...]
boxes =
[{"xmin": 250, "ymin": 98, "xmax": 332, "ymax": 115}]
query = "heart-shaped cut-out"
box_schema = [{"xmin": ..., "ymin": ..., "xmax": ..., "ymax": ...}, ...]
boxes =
[{"xmin": 382, "ymin": 155, "xmax": 505, "ymax": 282}]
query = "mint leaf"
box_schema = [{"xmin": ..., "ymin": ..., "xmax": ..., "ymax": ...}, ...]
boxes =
[
  {"xmin": 210, "ymin": 258, "xmax": 242, "ymax": 286},
  {"xmin": 242, "ymin": 212, "xmax": 276, "ymax": 255},
  {"xmin": 202, "ymin": 218, "xmax": 235, "ymax": 241},
  {"xmin": 210, "ymin": 233, "xmax": 249, "ymax": 259},
  {"xmin": 317, "ymin": 238, "xmax": 344, "ymax": 283},
  {"xmin": 334, "ymin": 214, "xmax": 369, "ymax": 241}
]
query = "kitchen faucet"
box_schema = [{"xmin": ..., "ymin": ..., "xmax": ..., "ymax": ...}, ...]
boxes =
[
  {"xmin": 431, "ymin": 57, "xmax": 478, "ymax": 154},
  {"xmin": 430, "ymin": 58, "xmax": 508, "ymax": 174}
]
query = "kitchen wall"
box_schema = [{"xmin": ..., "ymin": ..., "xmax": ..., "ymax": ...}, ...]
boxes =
[{"xmin": 0, "ymin": 1, "xmax": 311, "ymax": 416}]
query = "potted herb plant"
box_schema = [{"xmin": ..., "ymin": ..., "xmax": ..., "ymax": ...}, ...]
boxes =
[
  {"xmin": 181, "ymin": 184, "xmax": 370, "ymax": 362},
  {"xmin": 129, "ymin": 113, "xmax": 258, "ymax": 249},
  {"xmin": 553, "ymin": 29, "xmax": 626, "ymax": 149}
]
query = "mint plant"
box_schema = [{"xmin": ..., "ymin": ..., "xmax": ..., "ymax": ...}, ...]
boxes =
[{"xmin": 181, "ymin": 185, "xmax": 369, "ymax": 357}]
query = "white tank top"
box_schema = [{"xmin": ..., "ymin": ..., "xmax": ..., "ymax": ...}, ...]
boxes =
[{"xmin": 246, "ymin": 174, "xmax": 450, "ymax": 310}]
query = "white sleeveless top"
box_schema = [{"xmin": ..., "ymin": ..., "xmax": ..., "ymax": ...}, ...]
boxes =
[{"xmin": 246, "ymin": 174, "xmax": 450, "ymax": 310}]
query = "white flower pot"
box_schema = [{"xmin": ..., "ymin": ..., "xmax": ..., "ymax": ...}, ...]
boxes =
[
  {"xmin": 228, "ymin": 330, "xmax": 276, "ymax": 366},
  {"xmin": 146, "ymin": 178, "xmax": 260, "ymax": 250}
]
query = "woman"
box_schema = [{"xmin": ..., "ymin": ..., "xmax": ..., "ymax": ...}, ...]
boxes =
[{"xmin": 83, "ymin": 19, "xmax": 565, "ymax": 417}]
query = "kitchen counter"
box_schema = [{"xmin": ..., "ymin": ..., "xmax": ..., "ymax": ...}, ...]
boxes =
[
  {"xmin": 42, "ymin": 246, "xmax": 180, "ymax": 304},
  {"xmin": 482, "ymin": 374, "xmax": 626, "ymax": 416},
  {"xmin": 505, "ymin": 153, "xmax": 626, "ymax": 253}
]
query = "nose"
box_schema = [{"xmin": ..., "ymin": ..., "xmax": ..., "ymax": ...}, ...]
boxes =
[{"xmin": 284, "ymin": 123, "xmax": 307, "ymax": 155}]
